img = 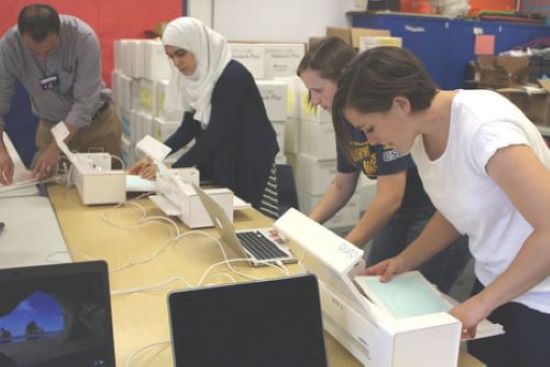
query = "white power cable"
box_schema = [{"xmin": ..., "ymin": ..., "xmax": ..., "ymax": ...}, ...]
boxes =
[
  {"xmin": 111, "ymin": 276, "xmax": 191, "ymax": 296},
  {"xmin": 124, "ymin": 340, "xmax": 170, "ymax": 367}
]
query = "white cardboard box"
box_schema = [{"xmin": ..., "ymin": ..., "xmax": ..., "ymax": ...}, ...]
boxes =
[
  {"xmin": 229, "ymin": 43, "xmax": 265, "ymax": 79},
  {"xmin": 71, "ymin": 153, "xmax": 126, "ymax": 205},
  {"xmin": 300, "ymin": 120, "xmax": 337, "ymax": 160},
  {"xmin": 132, "ymin": 40, "xmax": 146, "ymax": 79},
  {"xmin": 145, "ymin": 40, "xmax": 171, "ymax": 81},
  {"xmin": 257, "ymin": 80, "xmax": 287, "ymax": 122},
  {"xmin": 138, "ymin": 78, "xmax": 156, "ymax": 114},
  {"xmin": 284, "ymin": 118, "xmax": 301, "ymax": 154},
  {"xmin": 130, "ymin": 110, "xmax": 153, "ymax": 145},
  {"xmin": 153, "ymin": 117, "xmax": 180, "ymax": 142},
  {"xmin": 155, "ymin": 177, "xmax": 233, "ymax": 228},
  {"xmin": 359, "ymin": 36, "xmax": 402, "ymax": 53},
  {"xmin": 295, "ymin": 153, "xmax": 337, "ymax": 195},
  {"xmin": 274, "ymin": 209, "xmax": 496, "ymax": 367},
  {"xmin": 274, "ymin": 76, "xmax": 303, "ymax": 119},
  {"xmin": 298, "ymin": 190, "xmax": 359, "ymax": 229},
  {"xmin": 264, "ymin": 43, "xmax": 306, "ymax": 78},
  {"xmin": 155, "ymin": 79, "xmax": 169, "ymax": 118}
]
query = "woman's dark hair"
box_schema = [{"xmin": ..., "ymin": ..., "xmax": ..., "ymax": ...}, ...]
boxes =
[
  {"xmin": 297, "ymin": 37, "xmax": 356, "ymax": 82},
  {"xmin": 297, "ymin": 37, "xmax": 357, "ymax": 161},
  {"xmin": 333, "ymin": 46, "xmax": 438, "ymax": 159},
  {"xmin": 18, "ymin": 4, "xmax": 60, "ymax": 43}
]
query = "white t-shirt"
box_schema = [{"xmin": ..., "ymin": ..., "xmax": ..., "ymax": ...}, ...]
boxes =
[{"xmin": 410, "ymin": 89, "xmax": 550, "ymax": 313}]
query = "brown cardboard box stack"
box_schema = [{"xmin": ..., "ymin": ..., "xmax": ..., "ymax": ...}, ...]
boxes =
[
  {"xmin": 498, "ymin": 87, "xmax": 550, "ymax": 126},
  {"xmin": 475, "ymin": 56, "xmax": 549, "ymax": 126},
  {"xmin": 477, "ymin": 56, "xmax": 531, "ymax": 89},
  {"xmin": 326, "ymin": 27, "xmax": 390, "ymax": 49}
]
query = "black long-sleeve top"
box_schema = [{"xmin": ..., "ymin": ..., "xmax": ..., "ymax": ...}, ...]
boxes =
[{"xmin": 164, "ymin": 60, "xmax": 279, "ymax": 208}]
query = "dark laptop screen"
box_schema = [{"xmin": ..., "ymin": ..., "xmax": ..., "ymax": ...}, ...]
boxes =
[
  {"xmin": 168, "ymin": 274, "xmax": 327, "ymax": 367},
  {"xmin": 0, "ymin": 261, "xmax": 115, "ymax": 367}
]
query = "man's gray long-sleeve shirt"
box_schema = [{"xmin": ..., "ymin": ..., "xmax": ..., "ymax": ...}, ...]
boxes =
[{"xmin": 0, "ymin": 15, "xmax": 109, "ymax": 130}]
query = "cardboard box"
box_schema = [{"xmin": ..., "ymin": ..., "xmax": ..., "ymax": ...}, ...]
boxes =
[
  {"xmin": 326, "ymin": 27, "xmax": 391, "ymax": 49},
  {"xmin": 229, "ymin": 43, "xmax": 265, "ymax": 79},
  {"xmin": 153, "ymin": 182, "xmax": 233, "ymax": 229},
  {"xmin": 138, "ymin": 78, "xmax": 156, "ymax": 114},
  {"xmin": 72, "ymin": 154, "xmax": 126, "ymax": 205},
  {"xmin": 256, "ymin": 80, "xmax": 287, "ymax": 121},
  {"xmin": 130, "ymin": 110, "xmax": 153, "ymax": 145},
  {"xmin": 300, "ymin": 120, "xmax": 337, "ymax": 160},
  {"xmin": 477, "ymin": 56, "xmax": 531, "ymax": 89},
  {"xmin": 274, "ymin": 209, "xmax": 502, "ymax": 367},
  {"xmin": 152, "ymin": 117, "xmax": 180, "ymax": 142},
  {"xmin": 359, "ymin": 36, "xmax": 402, "ymax": 52},
  {"xmin": 284, "ymin": 118, "xmax": 301, "ymax": 154},
  {"xmin": 295, "ymin": 153, "xmax": 337, "ymax": 195},
  {"xmin": 498, "ymin": 88, "xmax": 550, "ymax": 126},
  {"xmin": 144, "ymin": 40, "xmax": 171, "ymax": 81},
  {"xmin": 264, "ymin": 43, "xmax": 306, "ymax": 78},
  {"xmin": 308, "ymin": 37, "xmax": 325, "ymax": 50},
  {"xmin": 274, "ymin": 76, "xmax": 303, "ymax": 120},
  {"xmin": 298, "ymin": 190, "xmax": 359, "ymax": 229}
]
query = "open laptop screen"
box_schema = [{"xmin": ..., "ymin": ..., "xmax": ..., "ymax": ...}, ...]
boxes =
[
  {"xmin": 0, "ymin": 261, "xmax": 115, "ymax": 367},
  {"xmin": 168, "ymin": 274, "xmax": 327, "ymax": 367}
]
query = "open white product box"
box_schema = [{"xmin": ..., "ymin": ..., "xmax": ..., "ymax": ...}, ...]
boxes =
[
  {"xmin": 151, "ymin": 170, "xmax": 233, "ymax": 229},
  {"xmin": 71, "ymin": 154, "xmax": 126, "ymax": 205},
  {"xmin": 274, "ymin": 208, "xmax": 503, "ymax": 367},
  {"xmin": 50, "ymin": 122, "xmax": 126, "ymax": 205}
]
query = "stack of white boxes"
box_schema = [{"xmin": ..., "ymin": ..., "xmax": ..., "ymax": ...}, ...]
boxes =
[
  {"xmin": 112, "ymin": 39, "xmax": 183, "ymax": 166},
  {"xmin": 229, "ymin": 42, "xmax": 375, "ymax": 231},
  {"xmin": 111, "ymin": 38, "xmax": 375, "ymax": 230},
  {"xmin": 230, "ymin": 42, "xmax": 308, "ymax": 165}
]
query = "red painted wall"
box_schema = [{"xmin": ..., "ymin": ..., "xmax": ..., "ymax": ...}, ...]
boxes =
[
  {"xmin": 0, "ymin": 0, "xmax": 182, "ymax": 86},
  {"xmin": 400, "ymin": 0, "xmax": 517, "ymax": 15}
]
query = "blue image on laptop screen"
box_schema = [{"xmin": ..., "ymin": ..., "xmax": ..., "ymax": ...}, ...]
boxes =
[{"xmin": 0, "ymin": 261, "xmax": 115, "ymax": 367}]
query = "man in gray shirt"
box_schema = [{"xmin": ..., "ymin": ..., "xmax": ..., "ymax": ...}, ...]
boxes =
[{"xmin": 0, "ymin": 4, "xmax": 121, "ymax": 184}]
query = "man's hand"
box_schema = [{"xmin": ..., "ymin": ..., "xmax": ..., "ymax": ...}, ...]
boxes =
[
  {"xmin": 0, "ymin": 148, "xmax": 14, "ymax": 185},
  {"xmin": 32, "ymin": 143, "xmax": 61, "ymax": 180}
]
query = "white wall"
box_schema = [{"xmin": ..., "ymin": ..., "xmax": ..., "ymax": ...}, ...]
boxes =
[{"xmin": 189, "ymin": 0, "xmax": 366, "ymax": 43}]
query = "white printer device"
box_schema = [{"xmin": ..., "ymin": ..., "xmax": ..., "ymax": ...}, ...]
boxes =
[
  {"xmin": 136, "ymin": 135, "xmax": 233, "ymax": 228},
  {"xmin": 274, "ymin": 208, "xmax": 504, "ymax": 367}
]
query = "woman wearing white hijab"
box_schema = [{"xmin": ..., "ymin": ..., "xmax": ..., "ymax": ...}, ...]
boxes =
[{"xmin": 130, "ymin": 17, "xmax": 279, "ymax": 217}]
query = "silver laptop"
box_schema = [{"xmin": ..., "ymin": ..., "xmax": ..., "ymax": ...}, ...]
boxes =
[
  {"xmin": 192, "ymin": 183, "xmax": 296, "ymax": 266},
  {"xmin": 168, "ymin": 274, "xmax": 328, "ymax": 367}
]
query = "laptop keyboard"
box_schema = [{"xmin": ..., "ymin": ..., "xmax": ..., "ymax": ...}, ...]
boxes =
[{"xmin": 236, "ymin": 231, "xmax": 288, "ymax": 260}]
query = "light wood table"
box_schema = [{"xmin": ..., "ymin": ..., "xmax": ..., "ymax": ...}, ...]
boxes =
[{"xmin": 47, "ymin": 184, "xmax": 483, "ymax": 367}]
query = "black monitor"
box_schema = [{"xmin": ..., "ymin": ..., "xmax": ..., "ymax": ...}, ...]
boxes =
[
  {"xmin": 0, "ymin": 261, "xmax": 115, "ymax": 367},
  {"xmin": 168, "ymin": 273, "xmax": 327, "ymax": 367}
]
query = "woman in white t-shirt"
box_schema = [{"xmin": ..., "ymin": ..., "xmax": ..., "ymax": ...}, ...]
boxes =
[{"xmin": 334, "ymin": 46, "xmax": 550, "ymax": 366}]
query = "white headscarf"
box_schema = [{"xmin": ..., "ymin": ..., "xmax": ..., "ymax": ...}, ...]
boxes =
[{"xmin": 162, "ymin": 17, "xmax": 231, "ymax": 127}]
